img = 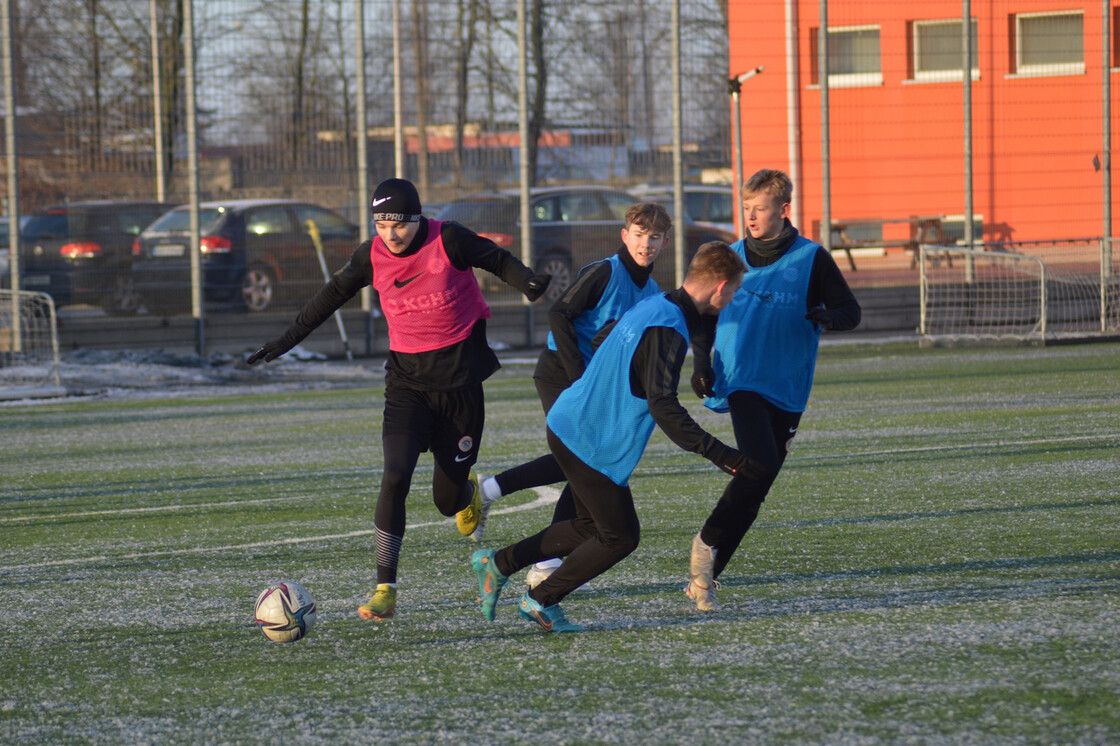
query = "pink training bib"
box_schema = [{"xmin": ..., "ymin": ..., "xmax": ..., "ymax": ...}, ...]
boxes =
[{"xmin": 371, "ymin": 220, "xmax": 491, "ymax": 353}]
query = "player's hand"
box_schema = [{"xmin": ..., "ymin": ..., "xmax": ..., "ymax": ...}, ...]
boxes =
[
  {"xmin": 246, "ymin": 338, "xmax": 291, "ymax": 364},
  {"xmin": 805, "ymin": 307, "xmax": 833, "ymax": 330},
  {"xmin": 712, "ymin": 445, "xmax": 761, "ymax": 480},
  {"xmin": 524, "ymin": 273, "xmax": 552, "ymax": 302},
  {"xmin": 690, "ymin": 363, "xmax": 715, "ymax": 398},
  {"xmin": 717, "ymin": 450, "xmax": 751, "ymax": 478}
]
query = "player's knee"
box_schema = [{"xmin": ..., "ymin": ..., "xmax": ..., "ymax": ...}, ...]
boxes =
[
  {"xmin": 379, "ymin": 464, "xmax": 413, "ymax": 498},
  {"xmin": 433, "ymin": 478, "xmax": 470, "ymax": 516},
  {"xmin": 433, "ymin": 490, "xmax": 460, "ymax": 517},
  {"xmin": 601, "ymin": 526, "xmax": 640, "ymax": 560},
  {"xmin": 744, "ymin": 454, "xmax": 781, "ymax": 486}
]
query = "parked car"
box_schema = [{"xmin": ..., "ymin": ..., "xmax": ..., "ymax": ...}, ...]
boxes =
[
  {"xmin": 631, "ymin": 183, "xmax": 737, "ymax": 234},
  {"xmin": 435, "ymin": 186, "xmax": 737, "ymax": 303},
  {"xmin": 0, "ymin": 217, "xmax": 13, "ymax": 285},
  {"xmin": 131, "ymin": 199, "xmax": 360, "ymax": 314},
  {"xmin": 9, "ymin": 201, "xmax": 174, "ymax": 315}
]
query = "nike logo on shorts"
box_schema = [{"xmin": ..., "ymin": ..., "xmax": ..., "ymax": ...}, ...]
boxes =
[
  {"xmin": 454, "ymin": 453, "xmax": 471, "ymax": 463},
  {"xmin": 394, "ymin": 272, "xmax": 423, "ymax": 288}
]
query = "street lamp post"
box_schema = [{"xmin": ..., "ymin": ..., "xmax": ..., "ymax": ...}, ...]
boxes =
[{"xmin": 729, "ymin": 66, "xmax": 764, "ymax": 235}]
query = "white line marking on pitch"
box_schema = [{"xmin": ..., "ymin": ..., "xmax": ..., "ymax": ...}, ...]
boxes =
[
  {"xmin": 4, "ymin": 432, "xmax": 1113, "ymax": 525},
  {"xmin": 0, "ymin": 488, "xmax": 562, "ymax": 572},
  {"xmin": 0, "ymin": 496, "xmax": 310, "ymax": 523},
  {"xmin": 787, "ymin": 432, "xmax": 1119, "ymax": 461}
]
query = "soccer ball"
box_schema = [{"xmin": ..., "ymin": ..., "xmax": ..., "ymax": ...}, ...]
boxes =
[{"xmin": 254, "ymin": 581, "xmax": 317, "ymax": 643}]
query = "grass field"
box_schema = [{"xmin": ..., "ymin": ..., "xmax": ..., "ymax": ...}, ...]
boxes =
[{"xmin": 2, "ymin": 340, "xmax": 1118, "ymax": 744}]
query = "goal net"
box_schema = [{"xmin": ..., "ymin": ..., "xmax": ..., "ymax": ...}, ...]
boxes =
[
  {"xmin": 919, "ymin": 240, "xmax": 1120, "ymax": 345},
  {"xmin": 0, "ymin": 289, "xmax": 64, "ymax": 399}
]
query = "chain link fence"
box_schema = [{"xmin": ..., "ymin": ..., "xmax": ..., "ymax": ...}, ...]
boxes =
[
  {"xmin": 2, "ymin": 1, "xmax": 1116, "ymax": 357},
  {"xmin": 1, "ymin": 0, "xmax": 733, "ymax": 358}
]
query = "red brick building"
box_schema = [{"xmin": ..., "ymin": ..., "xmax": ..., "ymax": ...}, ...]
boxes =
[{"xmin": 727, "ymin": 0, "xmax": 1119, "ymax": 246}]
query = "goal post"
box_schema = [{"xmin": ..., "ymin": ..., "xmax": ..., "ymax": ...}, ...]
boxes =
[
  {"xmin": 919, "ymin": 239, "xmax": 1120, "ymax": 345},
  {"xmin": 0, "ymin": 289, "xmax": 64, "ymax": 400}
]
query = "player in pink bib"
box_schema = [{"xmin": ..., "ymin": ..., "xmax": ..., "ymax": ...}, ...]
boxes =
[
  {"xmin": 249, "ymin": 178, "xmax": 551, "ymax": 621},
  {"xmin": 370, "ymin": 217, "xmax": 489, "ymax": 353}
]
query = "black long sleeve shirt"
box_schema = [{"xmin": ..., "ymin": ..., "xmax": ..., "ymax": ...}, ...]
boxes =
[
  {"xmin": 537, "ymin": 246, "xmax": 656, "ymax": 389},
  {"xmin": 273, "ymin": 218, "xmax": 537, "ymax": 390},
  {"xmin": 629, "ymin": 287, "xmax": 735, "ymax": 465}
]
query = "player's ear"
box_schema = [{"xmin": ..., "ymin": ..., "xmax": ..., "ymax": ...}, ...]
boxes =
[{"xmin": 711, "ymin": 278, "xmax": 729, "ymax": 303}]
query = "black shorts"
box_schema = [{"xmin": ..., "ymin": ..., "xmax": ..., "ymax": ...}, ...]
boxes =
[{"xmin": 382, "ymin": 382, "xmax": 485, "ymax": 469}]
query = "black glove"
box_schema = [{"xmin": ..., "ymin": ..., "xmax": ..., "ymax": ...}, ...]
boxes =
[
  {"xmin": 246, "ymin": 338, "xmax": 292, "ymax": 365},
  {"xmin": 711, "ymin": 444, "xmax": 765, "ymax": 481},
  {"xmin": 690, "ymin": 363, "xmax": 715, "ymax": 399},
  {"xmin": 524, "ymin": 273, "xmax": 552, "ymax": 302},
  {"xmin": 805, "ymin": 307, "xmax": 833, "ymax": 330}
]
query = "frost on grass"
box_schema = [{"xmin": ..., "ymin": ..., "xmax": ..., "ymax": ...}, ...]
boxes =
[
  {"xmin": 2, "ymin": 347, "xmax": 383, "ymax": 403},
  {"xmin": 3, "ymin": 343, "xmax": 1119, "ymax": 744}
]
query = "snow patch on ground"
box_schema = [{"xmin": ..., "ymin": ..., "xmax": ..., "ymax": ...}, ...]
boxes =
[{"xmin": 2, "ymin": 345, "xmax": 383, "ymax": 403}]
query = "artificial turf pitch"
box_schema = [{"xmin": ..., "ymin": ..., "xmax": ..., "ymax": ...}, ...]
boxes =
[{"xmin": 1, "ymin": 340, "xmax": 1118, "ymax": 743}]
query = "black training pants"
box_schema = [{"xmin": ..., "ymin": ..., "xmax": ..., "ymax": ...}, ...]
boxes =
[
  {"xmin": 701, "ymin": 389, "xmax": 801, "ymax": 579},
  {"xmin": 374, "ymin": 382, "xmax": 484, "ymax": 583},
  {"xmin": 495, "ymin": 427, "xmax": 640, "ymax": 607},
  {"xmin": 493, "ymin": 350, "xmax": 569, "ymax": 507}
]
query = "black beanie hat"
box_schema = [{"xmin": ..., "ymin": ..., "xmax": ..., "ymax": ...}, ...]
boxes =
[{"xmin": 370, "ymin": 178, "xmax": 422, "ymax": 222}]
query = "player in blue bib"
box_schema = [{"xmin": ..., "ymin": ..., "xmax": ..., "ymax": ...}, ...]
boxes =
[
  {"xmin": 684, "ymin": 169, "xmax": 862, "ymax": 611},
  {"xmin": 470, "ymin": 202, "xmax": 670, "ymax": 577},
  {"xmin": 470, "ymin": 242, "xmax": 759, "ymax": 633}
]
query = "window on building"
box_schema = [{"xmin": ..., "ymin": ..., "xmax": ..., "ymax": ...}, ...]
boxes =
[
  {"xmin": 810, "ymin": 25, "xmax": 882, "ymax": 87},
  {"xmin": 912, "ymin": 19, "xmax": 979, "ymax": 81},
  {"xmin": 1014, "ymin": 11, "xmax": 1084, "ymax": 76},
  {"xmin": 1114, "ymin": 7, "xmax": 1120, "ymax": 69}
]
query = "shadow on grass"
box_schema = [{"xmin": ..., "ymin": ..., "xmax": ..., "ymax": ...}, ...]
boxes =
[
  {"xmin": 764, "ymin": 497, "xmax": 1120, "ymax": 529},
  {"xmin": 362, "ymin": 549, "xmax": 1120, "ymax": 639},
  {"xmin": 581, "ymin": 551, "xmax": 1120, "ymax": 629}
]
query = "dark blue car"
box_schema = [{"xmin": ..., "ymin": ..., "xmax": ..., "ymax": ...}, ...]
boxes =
[
  {"xmin": 436, "ymin": 186, "xmax": 736, "ymax": 304},
  {"xmin": 131, "ymin": 199, "xmax": 360, "ymax": 314},
  {"xmin": 11, "ymin": 201, "xmax": 173, "ymax": 315}
]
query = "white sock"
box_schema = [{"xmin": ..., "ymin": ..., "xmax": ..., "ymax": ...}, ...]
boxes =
[{"xmin": 481, "ymin": 476, "xmax": 502, "ymax": 503}]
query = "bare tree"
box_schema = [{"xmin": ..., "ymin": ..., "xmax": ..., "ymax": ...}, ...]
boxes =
[
  {"xmin": 290, "ymin": 0, "xmax": 312, "ymax": 181},
  {"xmin": 323, "ymin": 0, "xmax": 356, "ymax": 192},
  {"xmin": 452, "ymin": 0, "xmax": 481, "ymax": 190},
  {"xmin": 564, "ymin": 6, "xmax": 637, "ymax": 178},
  {"xmin": 71, "ymin": 0, "xmax": 236, "ymax": 199},
  {"xmin": 526, "ymin": 0, "xmax": 547, "ymax": 187},
  {"xmin": 85, "ymin": 0, "xmax": 104, "ymax": 171},
  {"xmin": 4, "ymin": 0, "xmax": 731, "ymax": 206},
  {"xmin": 466, "ymin": 0, "xmax": 551, "ymax": 186},
  {"xmin": 235, "ymin": 1, "xmax": 355, "ymax": 193},
  {"xmin": 411, "ymin": 0, "xmax": 430, "ymax": 201},
  {"xmin": 5, "ymin": 0, "xmax": 198, "ymax": 202},
  {"xmin": 470, "ymin": 0, "xmax": 516, "ymax": 188}
]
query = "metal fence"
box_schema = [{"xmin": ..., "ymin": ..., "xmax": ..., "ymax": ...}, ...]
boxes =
[
  {"xmin": 0, "ymin": 0, "xmax": 732, "ymax": 355},
  {"xmin": 1, "ymin": 1, "xmax": 1117, "ymax": 357},
  {"xmin": 4, "ymin": 0, "xmax": 733, "ymax": 214}
]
